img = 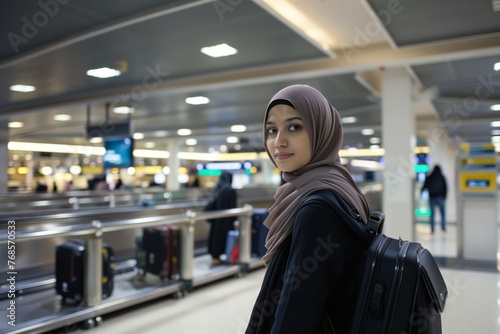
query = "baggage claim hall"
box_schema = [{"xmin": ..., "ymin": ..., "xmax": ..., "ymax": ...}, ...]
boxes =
[{"xmin": 1, "ymin": 1, "xmax": 500, "ymax": 333}]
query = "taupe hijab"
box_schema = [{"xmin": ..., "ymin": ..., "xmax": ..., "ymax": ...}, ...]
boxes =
[{"xmin": 262, "ymin": 84, "xmax": 370, "ymax": 266}]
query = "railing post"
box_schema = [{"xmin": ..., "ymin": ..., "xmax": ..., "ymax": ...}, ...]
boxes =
[
  {"xmin": 84, "ymin": 220, "xmax": 103, "ymax": 306},
  {"xmin": 180, "ymin": 210, "xmax": 195, "ymax": 289},
  {"xmin": 69, "ymin": 197, "xmax": 79, "ymax": 209},
  {"xmin": 238, "ymin": 204, "xmax": 253, "ymax": 267}
]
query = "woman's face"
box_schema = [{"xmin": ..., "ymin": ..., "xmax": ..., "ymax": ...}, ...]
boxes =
[{"xmin": 265, "ymin": 104, "xmax": 311, "ymax": 172}]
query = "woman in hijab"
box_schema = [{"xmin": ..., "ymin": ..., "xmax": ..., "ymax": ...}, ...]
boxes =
[
  {"xmin": 246, "ymin": 85, "xmax": 371, "ymax": 333},
  {"xmin": 204, "ymin": 171, "xmax": 238, "ymax": 265}
]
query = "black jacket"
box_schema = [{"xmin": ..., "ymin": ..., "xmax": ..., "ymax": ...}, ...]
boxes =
[
  {"xmin": 246, "ymin": 190, "xmax": 368, "ymax": 333},
  {"xmin": 422, "ymin": 166, "xmax": 447, "ymax": 199}
]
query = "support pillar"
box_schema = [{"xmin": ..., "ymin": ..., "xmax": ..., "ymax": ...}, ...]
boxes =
[
  {"xmin": 381, "ymin": 67, "xmax": 415, "ymax": 240},
  {"xmin": 167, "ymin": 139, "xmax": 181, "ymax": 191},
  {"xmin": 0, "ymin": 121, "xmax": 8, "ymax": 193}
]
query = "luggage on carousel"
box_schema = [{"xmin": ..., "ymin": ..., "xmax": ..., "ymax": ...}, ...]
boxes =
[
  {"xmin": 225, "ymin": 230, "xmax": 239, "ymax": 265},
  {"xmin": 55, "ymin": 240, "xmax": 115, "ymax": 302},
  {"xmin": 141, "ymin": 225, "xmax": 180, "ymax": 280},
  {"xmin": 251, "ymin": 208, "xmax": 269, "ymax": 257}
]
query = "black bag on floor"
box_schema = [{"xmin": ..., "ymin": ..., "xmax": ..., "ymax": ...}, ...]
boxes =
[
  {"xmin": 55, "ymin": 240, "xmax": 115, "ymax": 302},
  {"xmin": 304, "ymin": 192, "xmax": 448, "ymax": 334},
  {"xmin": 142, "ymin": 225, "xmax": 180, "ymax": 280}
]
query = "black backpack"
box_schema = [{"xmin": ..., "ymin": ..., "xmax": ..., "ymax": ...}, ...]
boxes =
[{"xmin": 305, "ymin": 191, "xmax": 448, "ymax": 334}]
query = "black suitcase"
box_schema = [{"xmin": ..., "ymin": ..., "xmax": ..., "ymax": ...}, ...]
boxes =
[
  {"xmin": 348, "ymin": 234, "xmax": 447, "ymax": 333},
  {"xmin": 251, "ymin": 208, "xmax": 269, "ymax": 257},
  {"xmin": 55, "ymin": 241, "xmax": 84, "ymax": 302},
  {"xmin": 302, "ymin": 191, "xmax": 447, "ymax": 334},
  {"xmin": 55, "ymin": 240, "xmax": 115, "ymax": 302},
  {"xmin": 142, "ymin": 225, "xmax": 180, "ymax": 280}
]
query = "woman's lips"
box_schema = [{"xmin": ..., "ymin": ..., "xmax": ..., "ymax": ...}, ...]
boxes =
[{"xmin": 275, "ymin": 153, "xmax": 293, "ymax": 160}]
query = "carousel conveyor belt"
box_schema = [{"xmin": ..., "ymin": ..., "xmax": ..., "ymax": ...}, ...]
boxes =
[{"xmin": 0, "ymin": 254, "xmax": 265, "ymax": 334}]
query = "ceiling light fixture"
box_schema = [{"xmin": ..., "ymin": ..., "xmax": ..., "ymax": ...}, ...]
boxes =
[
  {"xmin": 54, "ymin": 114, "xmax": 71, "ymax": 121},
  {"xmin": 10, "ymin": 84, "xmax": 36, "ymax": 92},
  {"xmin": 490, "ymin": 104, "xmax": 500, "ymax": 111},
  {"xmin": 113, "ymin": 106, "xmax": 134, "ymax": 114},
  {"xmin": 361, "ymin": 128, "xmax": 375, "ymax": 135},
  {"xmin": 491, "ymin": 121, "xmax": 500, "ymax": 127},
  {"xmin": 200, "ymin": 43, "xmax": 238, "ymax": 58},
  {"xmin": 186, "ymin": 139, "xmax": 197, "ymax": 146},
  {"xmin": 133, "ymin": 133, "xmax": 144, "ymax": 140},
  {"xmin": 86, "ymin": 67, "xmax": 121, "ymax": 78},
  {"xmin": 185, "ymin": 96, "xmax": 210, "ymax": 105},
  {"xmin": 495, "ymin": 62, "xmax": 500, "ymax": 71},
  {"xmin": 231, "ymin": 125, "xmax": 247, "ymax": 132},
  {"xmin": 342, "ymin": 117, "xmax": 357, "ymax": 124},
  {"xmin": 177, "ymin": 129, "xmax": 192, "ymax": 136},
  {"xmin": 226, "ymin": 136, "xmax": 239, "ymax": 144},
  {"xmin": 8, "ymin": 122, "xmax": 24, "ymax": 128}
]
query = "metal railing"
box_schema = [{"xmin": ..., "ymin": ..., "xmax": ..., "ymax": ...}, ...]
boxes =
[{"xmin": 0, "ymin": 205, "xmax": 254, "ymax": 307}]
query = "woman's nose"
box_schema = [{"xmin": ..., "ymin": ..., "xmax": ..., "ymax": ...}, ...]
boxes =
[{"xmin": 274, "ymin": 131, "xmax": 287, "ymax": 147}]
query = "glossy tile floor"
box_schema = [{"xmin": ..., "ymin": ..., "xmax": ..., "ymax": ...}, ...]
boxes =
[{"xmin": 61, "ymin": 223, "xmax": 500, "ymax": 334}]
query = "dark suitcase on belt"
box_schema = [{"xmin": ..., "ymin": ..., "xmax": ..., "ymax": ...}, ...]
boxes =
[
  {"xmin": 142, "ymin": 225, "xmax": 180, "ymax": 280},
  {"xmin": 251, "ymin": 208, "xmax": 269, "ymax": 257},
  {"xmin": 55, "ymin": 241, "xmax": 84, "ymax": 302},
  {"xmin": 55, "ymin": 240, "xmax": 115, "ymax": 302},
  {"xmin": 225, "ymin": 230, "xmax": 239, "ymax": 264}
]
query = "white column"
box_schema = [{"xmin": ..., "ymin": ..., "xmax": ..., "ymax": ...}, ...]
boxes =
[
  {"xmin": 0, "ymin": 122, "xmax": 8, "ymax": 193},
  {"xmin": 381, "ymin": 67, "xmax": 415, "ymax": 240},
  {"xmin": 167, "ymin": 139, "xmax": 181, "ymax": 191}
]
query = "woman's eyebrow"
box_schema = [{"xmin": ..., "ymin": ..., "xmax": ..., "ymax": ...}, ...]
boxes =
[
  {"xmin": 266, "ymin": 116, "xmax": 302, "ymax": 126},
  {"xmin": 284, "ymin": 116, "xmax": 302, "ymax": 123}
]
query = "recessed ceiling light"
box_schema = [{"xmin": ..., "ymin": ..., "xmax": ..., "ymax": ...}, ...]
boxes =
[
  {"xmin": 492, "ymin": 130, "xmax": 500, "ymax": 135},
  {"xmin": 113, "ymin": 106, "xmax": 134, "ymax": 114},
  {"xmin": 491, "ymin": 121, "xmax": 500, "ymax": 127},
  {"xmin": 133, "ymin": 133, "xmax": 144, "ymax": 140},
  {"xmin": 186, "ymin": 139, "xmax": 197, "ymax": 146},
  {"xmin": 490, "ymin": 104, "xmax": 500, "ymax": 111},
  {"xmin": 90, "ymin": 137, "xmax": 102, "ymax": 144},
  {"xmin": 361, "ymin": 128, "xmax": 375, "ymax": 135},
  {"xmin": 177, "ymin": 129, "xmax": 192, "ymax": 136},
  {"xmin": 495, "ymin": 62, "xmax": 500, "ymax": 71},
  {"xmin": 54, "ymin": 114, "xmax": 71, "ymax": 121},
  {"xmin": 86, "ymin": 67, "xmax": 121, "ymax": 78},
  {"xmin": 492, "ymin": 136, "xmax": 500, "ymax": 143},
  {"xmin": 226, "ymin": 136, "xmax": 239, "ymax": 144},
  {"xmin": 145, "ymin": 142, "xmax": 155, "ymax": 148},
  {"xmin": 185, "ymin": 96, "xmax": 210, "ymax": 105},
  {"xmin": 201, "ymin": 43, "xmax": 238, "ymax": 58},
  {"xmin": 231, "ymin": 125, "xmax": 246, "ymax": 132},
  {"xmin": 8, "ymin": 122, "xmax": 24, "ymax": 128},
  {"xmin": 10, "ymin": 84, "xmax": 35, "ymax": 92},
  {"xmin": 370, "ymin": 137, "xmax": 381, "ymax": 144},
  {"xmin": 342, "ymin": 117, "xmax": 357, "ymax": 124}
]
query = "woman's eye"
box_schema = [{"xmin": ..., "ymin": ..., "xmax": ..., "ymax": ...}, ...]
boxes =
[
  {"xmin": 289, "ymin": 124, "xmax": 301, "ymax": 131},
  {"xmin": 267, "ymin": 127, "xmax": 277, "ymax": 135}
]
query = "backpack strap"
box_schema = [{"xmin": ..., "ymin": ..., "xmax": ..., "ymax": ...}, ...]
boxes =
[
  {"xmin": 301, "ymin": 190, "xmax": 385, "ymax": 244},
  {"xmin": 366, "ymin": 211, "xmax": 385, "ymax": 241}
]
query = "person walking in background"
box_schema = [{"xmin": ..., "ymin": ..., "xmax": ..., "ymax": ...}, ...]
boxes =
[
  {"xmin": 421, "ymin": 164, "xmax": 448, "ymax": 233},
  {"xmin": 246, "ymin": 84, "xmax": 371, "ymax": 333},
  {"xmin": 204, "ymin": 171, "xmax": 238, "ymax": 265}
]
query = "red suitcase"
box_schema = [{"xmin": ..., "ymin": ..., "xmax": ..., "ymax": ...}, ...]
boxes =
[{"xmin": 141, "ymin": 225, "xmax": 180, "ymax": 280}]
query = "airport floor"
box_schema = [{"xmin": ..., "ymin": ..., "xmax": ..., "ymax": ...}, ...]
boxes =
[{"xmin": 48, "ymin": 222, "xmax": 500, "ymax": 334}]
